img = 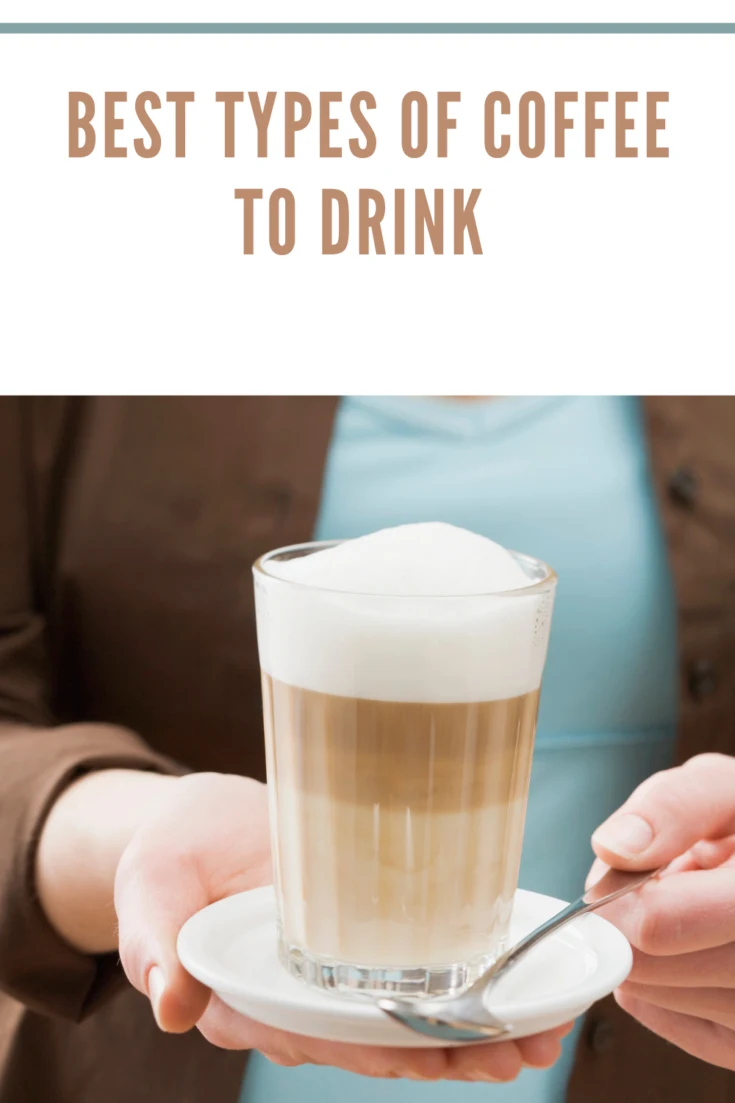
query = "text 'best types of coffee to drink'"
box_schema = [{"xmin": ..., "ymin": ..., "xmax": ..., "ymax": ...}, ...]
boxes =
[
  {"xmin": 68, "ymin": 91, "xmax": 668, "ymax": 256},
  {"xmin": 254, "ymin": 523, "xmax": 556, "ymax": 995}
]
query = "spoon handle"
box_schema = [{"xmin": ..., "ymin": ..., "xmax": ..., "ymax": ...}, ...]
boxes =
[{"xmin": 465, "ymin": 865, "xmax": 660, "ymax": 998}]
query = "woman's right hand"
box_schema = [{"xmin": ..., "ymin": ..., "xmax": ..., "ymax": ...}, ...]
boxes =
[{"xmin": 115, "ymin": 771, "xmax": 573, "ymax": 1082}]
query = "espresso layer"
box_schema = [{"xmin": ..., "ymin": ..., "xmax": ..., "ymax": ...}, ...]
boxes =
[
  {"xmin": 264, "ymin": 676, "xmax": 538, "ymax": 811},
  {"xmin": 263, "ymin": 676, "xmax": 540, "ymax": 967}
]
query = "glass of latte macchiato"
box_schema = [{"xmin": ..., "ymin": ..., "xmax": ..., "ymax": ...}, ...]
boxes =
[{"xmin": 253, "ymin": 523, "xmax": 556, "ymax": 998}]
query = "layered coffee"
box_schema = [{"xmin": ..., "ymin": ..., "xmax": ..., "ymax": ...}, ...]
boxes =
[
  {"xmin": 263, "ymin": 675, "xmax": 538, "ymax": 968},
  {"xmin": 254, "ymin": 523, "xmax": 555, "ymax": 994}
]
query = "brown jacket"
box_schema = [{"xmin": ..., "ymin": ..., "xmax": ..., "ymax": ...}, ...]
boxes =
[{"xmin": 0, "ymin": 396, "xmax": 733, "ymax": 1103}]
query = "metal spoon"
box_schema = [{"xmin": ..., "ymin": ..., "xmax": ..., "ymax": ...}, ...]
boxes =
[{"xmin": 377, "ymin": 865, "xmax": 661, "ymax": 1043}]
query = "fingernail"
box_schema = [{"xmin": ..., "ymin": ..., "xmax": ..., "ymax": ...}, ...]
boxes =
[
  {"xmin": 593, "ymin": 814, "xmax": 654, "ymax": 858},
  {"xmin": 148, "ymin": 967, "xmax": 166, "ymax": 1031},
  {"xmin": 468, "ymin": 1072, "xmax": 500, "ymax": 1082}
]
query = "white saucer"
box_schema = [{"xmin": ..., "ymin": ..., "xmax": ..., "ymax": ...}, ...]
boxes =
[{"xmin": 177, "ymin": 886, "xmax": 631, "ymax": 1048}]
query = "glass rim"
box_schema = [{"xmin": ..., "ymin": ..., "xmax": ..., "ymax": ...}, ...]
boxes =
[{"xmin": 253, "ymin": 539, "xmax": 557, "ymax": 599}]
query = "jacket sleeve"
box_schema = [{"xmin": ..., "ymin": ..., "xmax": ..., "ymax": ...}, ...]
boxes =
[{"xmin": 0, "ymin": 397, "xmax": 183, "ymax": 1021}]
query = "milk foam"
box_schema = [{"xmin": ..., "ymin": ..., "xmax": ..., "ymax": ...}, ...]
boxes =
[
  {"xmin": 254, "ymin": 523, "xmax": 554, "ymax": 703},
  {"xmin": 268, "ymin": 522, "xmax": 530, "ymax": 595}
]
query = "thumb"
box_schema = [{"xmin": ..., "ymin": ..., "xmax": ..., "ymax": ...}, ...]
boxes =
[
  {"xmin": 591, "ymin": 753, "xmax": 735, "ymax": 870},
  {"xmin": 115, "ymin": 841, "xmax": 211, "ymax": 1033}
]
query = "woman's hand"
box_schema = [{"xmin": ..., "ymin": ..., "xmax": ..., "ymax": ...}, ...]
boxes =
[
  {"xmin": 115, "ymin": 771, "xmax": 572, "ymax": 1082},
  {"xmin": 588, "ymin": 753, "xmax": 735, "ymax": 1071}
]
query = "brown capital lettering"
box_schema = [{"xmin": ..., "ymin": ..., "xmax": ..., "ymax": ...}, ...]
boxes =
[
  {"xmin": 485, "ymin": 92, "xmax": 510, "ymax": 158},
  {"xmin": 134, "ymin": 92, "xmax": 162, "ymax": 158},
  {"xmin": 394, "ymin": 189, "xmax": 406, "ymax": 255},
  {"xmin": 519, "ymin": 92, "xmax": 545, "ymax": 158},
  {"xmin": 249, "ymin": 92, "xmax": 277, "ymax": 157},
  {"xmin": 437, "ymin": 92, "xmax": 460, "ymax": 158},
  {"xmin": 647, "ymin": 92, "xmax": 669, "ymax": 158},
  {"xmin": 322, "ymin": 190, "xmax": 349, "ymax": 254},
  {"xmin": 216, "ymin": 92, "xmax": 244, "ymax": 157},
  {"xmin": 69, "ymin": 92, "xmax": 96, "ymax": 157},
  {"xmin": 554, "ymin": 93, "xmax": 578, "ymax": 158},
  {"xmin": 235, "ymin": 188, "xmax": 263, "ymax": 254},
  {"xmin": 359, "ymin": 190, "xmax": 386, "ymax": 255},
  {"xmin": 585, "ymin": 92, "xmax": 608, "ymax": 158},
  {"xmin": 269, "ymin": 189, "xmax": 295, "ymax": 255},
  {"xmin": 320, "ymin": 92, "xmax": 342, "ymax": 158},
  {"xmin": 349, "ymin": 92, "xmax": 377, "ymax": 158},
  {"xmin": 616, "ymin": 92, "xmax": 638, "ymax": 158},
  {"xmin": 454, "ymin": 189, "xmax": 482, "ymax": 255},
  {"xmin": 415, "ymin": 190, "xmax": 444, "ymax": 255},
  {"xmin": 105, "ymin": 92, "xmax": 127, "ymax": 158},
  {"xmin": 402, "ymin": 92, "xmax": 428, "ymax": 158},
  {"xmin": 166, "ymin": 92, "xmax": 194, "ymax": 157},
  {"xmin": 285, "ymin": 93, "xmax": 312, "ymax": 157}
]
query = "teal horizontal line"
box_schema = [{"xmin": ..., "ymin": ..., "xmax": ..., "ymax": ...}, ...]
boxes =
[{"xmin": 1, "ymin": 22, "xmax": 734, "ymax": 34}]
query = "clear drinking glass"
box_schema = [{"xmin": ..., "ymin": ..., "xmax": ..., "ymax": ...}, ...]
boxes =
[{"xmin": 253, "ymin": 541, "xmax": 556, "ymax": 997}]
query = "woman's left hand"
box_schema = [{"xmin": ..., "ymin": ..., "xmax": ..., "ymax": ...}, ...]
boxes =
[
  {"xmin": 115, "ymin": 771, "xmax": 573, "ymax": 1083},
  {"xmin": 587, "ymin": 753, "xmax": 735, "ymax": 1071}
]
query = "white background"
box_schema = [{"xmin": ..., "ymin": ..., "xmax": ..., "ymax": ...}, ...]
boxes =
[
  {"xmin": 3, "ymin": 2, "xmax": 735, "ymax": 25},
  {"xmin": 0, "ymin": 28, "xmax": 733, "ymax": 389}
]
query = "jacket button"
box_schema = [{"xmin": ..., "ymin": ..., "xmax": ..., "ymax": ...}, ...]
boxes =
[
  {"xmin": 667, "ymin": 466, "xmax": 698, "ymax": 508},
  {"xmin": 588, "ymin": 1018, "xmax": 615, "ymax": 1055},
  {"xmin": 688, "ymin": 659, "xmax": 717, "ymax": 701}
]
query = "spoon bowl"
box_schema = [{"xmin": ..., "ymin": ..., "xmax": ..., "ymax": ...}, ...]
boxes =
[{"xmin": 377, "ymin": 865, "xmax": 661, "ymax": 1043}]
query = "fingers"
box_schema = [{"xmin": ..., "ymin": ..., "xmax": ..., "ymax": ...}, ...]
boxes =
[
  {"xmin": 517, "ymin": 1028, "xmax": 567, "ymax": 1068},
  {"xmin": 598, "ymin": 867, "xmax": 735, "ymax": 956},
  {"xmin": 628, "ymin": 944, "xmax": 735, "ymax": 988},
  {"xmin": 587, "ymin": 846, "xmax": 708, "ymax": 889},
  {"xmin": 615, "ymin": 990, "xmax": 735, "ymax": 1072},
  {"xmin": 199, "ymin": 997, "xmax": 571, "ymax": 1081},
  {"xmin": 443, "ymin": 1026, "xmax": 569, "ymax": 1081},
  {"xmin": 585, "ymin": 857, "xmax": 608, "ymax": 889},
  {"xmin": 442, "ymin": 1042, "xmax": 522, "ymax": 1082},
  {"xmin": 591, "ymin": 754, "xmax": 735, "ymax": 870},
  {"xmin": 114, "ymin": 774, "xmax": 270, "ymax": 1035},
  {"xmin": 115, "ymin": 836, "xmax": 211, "ymax": 1033},
  {"xmin": 199, "ymin": 999, "xmax": 452, "ymax": 1077},
  {"xmin": 546, "ymin": 1019, "xmax": 577, "ymax": 1041},
  {"xmin": 689, "ymin": 835, "xmax": 735, "ymax": 870},
  {"xmin": 619, "ymin": 982, "xmax": 735, "ymax": 1030}
]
